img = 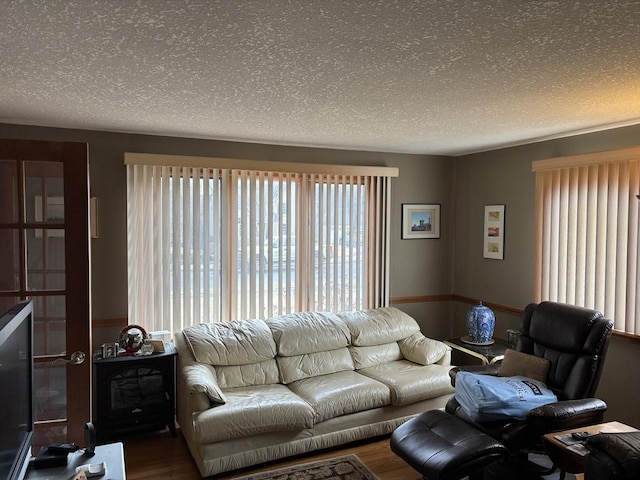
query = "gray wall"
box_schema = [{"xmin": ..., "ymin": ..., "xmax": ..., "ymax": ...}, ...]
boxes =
[
  {"xmin": 1, "ymin": 122, "xmax": 638, "ymax": 427},
  {"xmin": 453, "ymin": 124, "xmax": 640, "ymax": 427},
  {"xmin": 0, "ymin": 123, "xmax": 454, "ymax": 335}
]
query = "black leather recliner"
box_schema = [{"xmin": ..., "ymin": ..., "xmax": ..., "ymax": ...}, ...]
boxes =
[{"xmin": 446, "ymin": 301, "xmax": 614, "ymax": 464}]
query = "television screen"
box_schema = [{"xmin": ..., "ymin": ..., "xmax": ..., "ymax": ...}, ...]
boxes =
[{"xmin": 0, "ymin": 300, "xmax": 33, "ymax": 480}]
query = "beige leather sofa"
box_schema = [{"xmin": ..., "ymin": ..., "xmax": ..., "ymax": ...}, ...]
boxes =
[{"xmin": 175, "ymin": 307, "xmax": 455, "ymax": 477}]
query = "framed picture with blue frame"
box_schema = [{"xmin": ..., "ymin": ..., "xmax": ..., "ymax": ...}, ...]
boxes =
[{"xmin": 401, "ymin": 203, "xmax": 441, "ymax": 239}]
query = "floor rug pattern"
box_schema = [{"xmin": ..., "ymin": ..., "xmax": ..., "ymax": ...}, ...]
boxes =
[{"xmin": 230, "ymin": 454, "xmax": 380, "ymax": 480}]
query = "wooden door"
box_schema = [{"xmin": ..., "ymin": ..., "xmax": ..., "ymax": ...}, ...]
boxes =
[{"xmin": 0, "ymin": 138, "xmax": 91, "ymax": 446}]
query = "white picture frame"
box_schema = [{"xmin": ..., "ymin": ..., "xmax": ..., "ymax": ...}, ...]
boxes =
[
  {"xmin": 402, "ymin": 204, "xmax": 441, "ymax": 239},
  {"xmin": 483, "ymin": 204, "xmax": 505, "ymax": 259}
]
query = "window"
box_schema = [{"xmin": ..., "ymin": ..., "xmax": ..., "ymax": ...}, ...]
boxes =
[
  {"xmin": 125, "ymin": 154, "xmax": 397, "ymax": 334},
  {"xmin": 533, "ymin": 145, "xmax": 640, "ymax": 335}
]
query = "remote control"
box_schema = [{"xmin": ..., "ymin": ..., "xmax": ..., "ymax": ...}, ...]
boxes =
[
  {"xmin": 571, "ymin": 431, "xmax": 590, "ymax": 440},
  {"xmin": 47, "ymin": 442, "xmax": 80, "ymax": 453}
]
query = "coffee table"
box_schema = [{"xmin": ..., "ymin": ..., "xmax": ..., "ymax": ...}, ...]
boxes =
[{"xmin": 543, "ymin": 421, "xmax": 638, "ymax": 480}]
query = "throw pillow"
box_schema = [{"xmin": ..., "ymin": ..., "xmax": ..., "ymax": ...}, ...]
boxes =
[
  {"xmin": 398, "ymin": 332, "xmax": 448, "ymax": 365},
  {"xmin": 497, "ymin": 349, "xmax": 550, "ymax": 384}
]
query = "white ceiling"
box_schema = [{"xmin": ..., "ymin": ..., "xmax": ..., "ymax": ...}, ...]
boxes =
[{"xmin": 1, "ymin": 1, "xmax": 639, "ymax": 156}]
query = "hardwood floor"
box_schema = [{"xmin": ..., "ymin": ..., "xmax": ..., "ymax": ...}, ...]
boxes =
[
  {"xmin": 122, "ymin": 427, "xmax": 580, "ymax": 480},
  {"xmin": 122, "ymin": 428, "xmax": 421, "ymax": 479}
]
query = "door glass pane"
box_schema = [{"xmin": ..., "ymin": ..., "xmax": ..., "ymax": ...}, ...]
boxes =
[
  {"xmin": 35, "ymin": 425, "xmax": 67, "ymax": 449},
  {"xmin": 46, "ymin": 176, "xmax": 64, "ymax": 195},
  {"xmin": 0, "ymin": 229, "xmax": 19, "ymax": 291},
  {"xmin": 34, "ymin": 195, "xmax": 65, "ymax": 225},
  {"xmin": 34, "ymin": 363, "xmax": 67, "ymax": 422},
  {"xmin": 24, "ymin": 160, "xmax": 64, "ymax": 224},
  {"xmin": 0, "ymin": 160, "xmax": 18, "ymax": 223},
  {"xmin": 26, "ymin": 229, "xmax": 66, "ymax": 291},
  {"xmin": 31, "ymin": 295, "xmax": 66, "ymax": 356}
]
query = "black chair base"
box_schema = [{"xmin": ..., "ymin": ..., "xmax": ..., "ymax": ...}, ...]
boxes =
[{"xmin": 390, "ymin": 409, "xmax": 507, "ymax": 480}]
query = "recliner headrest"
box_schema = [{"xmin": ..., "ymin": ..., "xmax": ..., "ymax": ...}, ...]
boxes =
[{"xmin": 523, "ymin": 302, "xmax": 605, "ymax": 354}]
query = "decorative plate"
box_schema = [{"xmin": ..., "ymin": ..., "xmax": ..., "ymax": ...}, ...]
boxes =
[{"xmin": 118, "ymin": 324, "xmax": 149, "ymax": 355}]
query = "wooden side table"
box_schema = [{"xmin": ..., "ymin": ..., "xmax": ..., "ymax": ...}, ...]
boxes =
[
  {"xmin": 543, "ymin": 421, "xmax": 639, "ymax": 480},
  {"xmin": 93, "ymin": 343, "xmax": 177, "ymax": 442},
  {"xmin": 444, "ymin": 337, "xmax": 508, "ymax": 365}
]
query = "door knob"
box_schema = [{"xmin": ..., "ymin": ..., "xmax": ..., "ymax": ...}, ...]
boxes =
[{"xmin": 52, "ymin": 351, "xmax": 86, "ymax": 365}]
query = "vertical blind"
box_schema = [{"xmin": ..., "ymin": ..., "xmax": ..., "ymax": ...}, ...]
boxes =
[
  {"xmin": 533, "ymin": 146, "xmax": 640, "ymax": 335},
  {"xmin": 125, "ymin": 154, "xmax": 397, "ymax": 334}
]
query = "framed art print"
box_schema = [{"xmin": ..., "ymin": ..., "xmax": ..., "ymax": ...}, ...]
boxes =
[
  {"xmin": 402, "ymin": 204, "xmax": 441, "ymax": 239},
  {"xmin": 483, "ymin": 204, "xmax": 505, "ymax": 259}
]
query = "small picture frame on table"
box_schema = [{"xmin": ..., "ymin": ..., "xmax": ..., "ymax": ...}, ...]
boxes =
[
  {"xmin": 146, "ymin": 339, "xmax": 165, "ymax": 353},
  {"xmin": 101, "ymin": 342, "xmax": 119, "ymax": 358}
]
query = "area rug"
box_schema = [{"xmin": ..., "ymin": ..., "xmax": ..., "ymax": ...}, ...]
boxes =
[{"xmin": 230, "ymin": 454, "xmax": 380, "ymax": 480}]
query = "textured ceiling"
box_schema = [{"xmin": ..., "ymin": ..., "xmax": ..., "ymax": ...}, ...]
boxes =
[{"xmin": 1, "ymin": 0, "xmax": 639, "ymax": 155}]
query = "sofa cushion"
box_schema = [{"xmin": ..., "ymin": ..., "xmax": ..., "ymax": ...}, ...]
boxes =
[
  {"xmin": 182, "ymin": 319, "xmax": 276, "ymax": 365},
  {"xmin": 287, "ymin": 371, "xmax": 391, "ymax": 423},
  {"xmin": 215, "ymin": 358, "xmax": 280, "ymax": 388},
  {"xmin": 338, "ymin": 307, "xmax": 420, "ymax": 346},
  {"xmin": 277, "ymin": 347, "xmax": 354, "ymax": 384},
  {"xmin": 193, "ymin": 384, "xmax": 315, "ymax": 443},
  {"xmin": 357, "ymin": 360, "xmax": 455, "ymax": 406},
  {"xmin": 267, "ymin": 311, "xmax": 350, "ymax": 356},
  {"xmin": 183, "ymin": 363, "xmax": 227, "ymax": 404},
  {"xmin": 398, "ymin": 332, "xmax": 449, "ymax": 365},
  {"xmin": 349, "ymin": 343, "xmax": 403, "ymax": 369}
]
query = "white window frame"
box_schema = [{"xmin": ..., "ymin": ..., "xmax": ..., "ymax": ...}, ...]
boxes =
[{"xmin": 125, "ymin": 153, "xmax": 398, "ymax": 334}]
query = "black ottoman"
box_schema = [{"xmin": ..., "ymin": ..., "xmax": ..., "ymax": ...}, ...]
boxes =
[
  {"xmin": 585, "ymin": 432, "xmax": 640, "ymax": 480},
  {"xmin": 391, "ymin": 410, "xmax": 507, "ymax": 480}
]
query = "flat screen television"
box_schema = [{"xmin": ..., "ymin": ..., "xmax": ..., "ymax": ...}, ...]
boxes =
[{"xmin": 0, "ymin": 300, "xmax": 33, "ymax": 480}]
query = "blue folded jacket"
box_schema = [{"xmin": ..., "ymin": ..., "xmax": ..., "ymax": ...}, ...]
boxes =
[{"xmin": 455, "ymin": 372, "xmax": 557, "ymax": 422}]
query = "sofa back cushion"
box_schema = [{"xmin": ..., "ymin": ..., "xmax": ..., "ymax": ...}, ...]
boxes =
[
  {"xmin": 266, "ymin": 311, "xmax": 354, "ymax": 383},
  {"xmin": 215, "ymin": 360, "xmax": 280, "ymax": 388},
  {"xmin": 349, "ymin": 343, "xmax": 403, "ymax": 369},
  {"xmin": 181, "ymin": 319, "xmax": 280, "ymax": 388},
  {"xmin": 277, "ymin": 348, "xmax": 355, "ymax": 384},
  {"xmin": 267, "ymin": 311, "xmax": 351, "ymax": 355},
  {"xmin": 338, "ymin": 307, "xmax": 420, "ymax": 347}
]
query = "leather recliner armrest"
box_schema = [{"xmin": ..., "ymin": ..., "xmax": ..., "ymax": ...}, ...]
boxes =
[{"xmin": 526, "ymin": 398, "xmax": 608, "ymax": 432}]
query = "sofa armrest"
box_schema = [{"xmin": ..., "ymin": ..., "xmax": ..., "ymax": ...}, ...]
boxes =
[
  {"xmin": 525, "ymin": 398, "xmax": 608, "ymax": 432},
  {"xmin": 180, "ymin": 363, "xmax": 227, "ymax": 413}
]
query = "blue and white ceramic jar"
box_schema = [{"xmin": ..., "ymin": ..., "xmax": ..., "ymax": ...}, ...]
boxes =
[{"xmin": 466, "ymin": 301, "xmax": 495, "ymax": 344}]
